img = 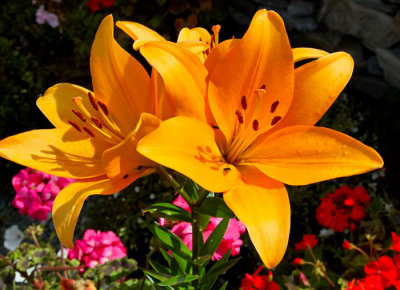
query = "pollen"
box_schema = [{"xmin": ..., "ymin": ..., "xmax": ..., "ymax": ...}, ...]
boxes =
[
  {"xmin": 91, "ymin": 117, "xmax": 102, "ymax": 129},
  {"xmin": 72, "ymin": 109, "xmax": 86, "ymax": 122},
  {"xmin": 271, "ymin": 116, "xmax": 282, "ymax": 126},
  {"xmin": 270, "ymin": 101, "xmax": 279, "ymax": 113},
  {"xmin": 241, "ymin": 96, "xmax": 247, "ymax": 110},
  {"xmin": 88, "ymin": 91, "xmax": 98, "ymax": 111},
  {"xmin": 68, "ymin": 120, "xmax": 82, "ymax": 132},
  {"xmin": 235, "ymin": 110, "xmax": 244, "ymax": 124},
  {"xmin": 97, "ymin": 101, "xmax": 108, "ymax": 116},
  {"xmin": 83, "ymin": 126, "xmax": 95, "ymax": 137},
  {"xmin": 252, "ymin": 119, "xmax": 259, "ymax": 131}
]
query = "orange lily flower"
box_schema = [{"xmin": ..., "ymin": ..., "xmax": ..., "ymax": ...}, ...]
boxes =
[
  {"xmin": 0, "ymin": 15, "xmax": 200, "ymax": 249},
  {"xmin": 135, "ymin": 10, "xmax": 383, "ymax": 268}
]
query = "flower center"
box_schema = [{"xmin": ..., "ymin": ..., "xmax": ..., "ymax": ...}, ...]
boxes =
[{"xmin": 67, "ymin": 91, "xmax": 125, "ymax": 143}]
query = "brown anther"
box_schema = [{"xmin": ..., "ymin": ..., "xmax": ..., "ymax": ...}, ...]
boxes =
[
  {"xmin": 72, "ymin": 109, "xmax": 86, "ymax": 122},
  {"xmin": 97, "ymin": 101, "xmax": 108, "ymax": 116},
  {"xmin": 68, "ymin": 120, "xmax": 82, "ymax": 132},
  {"xmin": 270, "ymin": 101, "xmax": 279, "ymax": 113},
  {"xmin": 88, "ymin": 91, "xmax": 98, "ymax": 111},
  {"xmin": 83, "ymin": 126, "xmax": 95, "ymax": 137},
  {"xmin": 210, "ymin": 34, "xmax": 214, "ymax": 49},
  {"xmin": 123, "ymin": 174, "xmax": 129, "ymax": 179},
  {"xmin": 72, "ymin": 97, "xmax": 82, "ymax": 106},
  {"xmin": 252, "ymin": 119, "xmax": 259, "ymax": 131},
  {"xmin": 91, "ymin": 117, "xmax": 102, "ymax": 129},
  {"xmin": 235, "ymin": 110, "xmax": 244, "ymax": 124},
  {"xmin": 271, "ymin": 116, "xmax": 282, "ymax": 126},
  {"xmin": 241, "ymin": 96, "xmax": 247, "ymax": 110},
  {"xmin": 260, "ymin": 84, "xmax": 266, "ymax": 90}
]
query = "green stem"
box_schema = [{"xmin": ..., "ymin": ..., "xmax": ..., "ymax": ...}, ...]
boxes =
[
  {"xmin": 191, "ymin": 208, "xmax": 201, "ymax": 289},
  {"xmin": 0, "ymin": 254, "xmax": 40, "ymax": 288},
  {"xmin": 306, "ymin": 245, "xmax": 336, "ymax": 289},
  {"xmin": 157, "ymin": 166, "xmax": 193, "ymax": 205}
]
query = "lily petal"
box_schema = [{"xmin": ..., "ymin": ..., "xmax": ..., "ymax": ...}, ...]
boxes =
[
  {"xmin": 273, "ymin": 52, "xmax": 354, "ymax": 130},
  {"xmin": 91, "ymin": 15, "xmax": 153, "ymax": 134},
  {"xmin": 224, "ymin": 174, "xmax": 290, "ymax": 268},
  {"xmin": 177, "ymin": 27, "xmax": 211, "ymax": 43},
  {"xmin": 137, "ymin": 117, "xmax": 240, "ymax": 192},
  {"xmin": 116, "ymin": 20, "xmax": 166, "ymax": 50},
  {"xmin": 204, "ymin": 39, "xmax": 239, "ymax": 74},
  {"xmin": 53, "ymin": 172, "xmax": 151, "ymax": 248},
  {"xmin": 140, "ymin": 41, "xmax": 207, "ymax": 122},
  {"xmin": 292, "ymin": 47, "xmax": 329, "ymax": 62},
  {"xmin": 208, "ymin": 10, "xmax": 294, "ymax": 144},
  {"xmin": 242, "ymin": 125, "xmax": 383, "ymax": 185},
  {"xmin": 0, "ymin": 127, "xmax": 108, "ymax": 178},
  {"xmin": 37, "ymin": 83, "xmax": 94, "ymax": 128}
]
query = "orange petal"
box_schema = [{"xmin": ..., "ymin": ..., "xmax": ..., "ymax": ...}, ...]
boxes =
[
  {"xmin": 150, "ymin": 69, "xmax": 174, "ymax": 120},
  {"xmin": 116, "ymin": 20, "xmax": 166, "ymax": 50},
  {"xmin": 208, "ymin": 10, "xmax": 294, "ymax": 144},
  {"xmin": 242, "ymin": 125, "xmax": 383, "ymax": 185},
  {"xmin": 204, "ymin": 38, "xmax": 239, "ymax": 74},
  {"xmin": 137, "ymin": 116, "xmax": 240, "ymax": 192},
  {"xmin": 102, "ymin": 113, "xmax": 159, "ymax": 179},
  {"xmin": 53, "ymin": 172, "xmax": 151, "ymax": 248},
  {"xmin": 292, "ymin": 47, "xmax": 329, "ymax": 62},
  {"xmin": 224, "ymin": 174, "xmax": 290, "ymax": 268},
  {"xmin": 0, "ymin": 127, "xmax": 109, "ymax": 178},
  {"xmin": 273, "ymin": 52, "xmax": 354, "ymax": 130},
  {"xmin": 91, "ymin": 15, "xmax": 153, "ymax": 134},
  {"xmin": 37, "ymin": 83, "xmax": 93, "ymax": 128},
  {"xmin": 140, "ymin": 41, "xmax": 208, "ymax": 122},
  {"xmin": 177, "ymin": 27, "xmax": 211, "ymax": 43}
]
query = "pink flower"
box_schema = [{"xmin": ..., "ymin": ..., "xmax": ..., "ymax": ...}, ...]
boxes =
[
  {"xmin": 165, "ymin": 195, "xmax": 246, "ymax": 260},
  {"xmin": 11, "ymin": 168, "xmax": 74, "ymax": 221},
  {"xmin": 35, "ymin": 5, "xmax": 59, "ymax": 28},
  {"xmin": 67, "ymin": 229, "xmax": 127, "ymax": 271}
]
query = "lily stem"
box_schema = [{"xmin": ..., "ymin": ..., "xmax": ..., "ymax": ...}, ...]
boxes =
[
  {"xmin": 157, "ymin": 166, "xmax": 193, "ymax": 205},
  {"xmin": 191, "ymin": 207, "xmax": 202, "ymax": 289},
  {"xmin": 306, "ymin": 245, "xmax": 336, "ymax": 288}
]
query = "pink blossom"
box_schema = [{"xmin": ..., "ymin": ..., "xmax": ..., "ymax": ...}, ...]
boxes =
[
  {"xmin": 165, "ymin": 195, "xmax": 246, "ymax": 260},
  {"xmin": 67, "ymin": 229, "xmax": 127, "ymax": 271},
  {"xmin": 11, "ymin": 168, "xmax": 74, "ymax": 221},
  {"xmin": 35, "ymin": 5, "xmax": 59, "ymax": 28}
]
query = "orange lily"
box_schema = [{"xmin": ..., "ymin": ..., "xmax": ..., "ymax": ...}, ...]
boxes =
[
  {"xmin": 0, "ymin": 15, "xmax": 199, "ymax": 249},
  {"xmin": 135, "ymin": 10, "xmax": 383, "ymax": 268}
]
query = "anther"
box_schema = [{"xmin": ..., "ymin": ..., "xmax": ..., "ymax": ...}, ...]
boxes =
[
  {"xmin": 91, "ymin": 117, "xmax": 102, "ymax": 129},
  {"xmin": 72, "ymin": 109, "xmax": 86, "ymax": 122},
  {"xmin": 260, "ymin": 84, "xmax": 266, "ymax": 90},
  {"xmin": 83, "ymin": 126, "xmax": 95, "ymax": 137},
  {"xmin": 212, "ymin": 125, "xmax": 219, "ymax": 129},
  {"xmin": 241, "ymin": 96, "xmax": 247, "ymax": 110},
  {"xmin": 72, "ymin": 97, "xmax": 82, "ymax": 106},
  {"xmin": 271, "ymin": 116, "xmax": 282, "ymax": 126},
  {"xmin": 223, "ymin": 167, "xmax": 231, "ymax": 171},
  {"xmin": 270, "ymin": 101, "xmax": 279, "ymax": 113},
  {"xmin": 252, "ymin": 120, "xmax": 259, "ymax": 131},
  {"xmin": 123, "ymin": 174, "xmax": 129, "ymax": 179},
  {"xmin": 68, "ymin": 120, "xmax": 82, "ymax": 132},
  {"xmin": 97, "ymin": 101, "xmax": 108, "ymax": 116},
  {"xmin": 235, "ymin": 110, "xmax": 244, "ymax": 124},
  {"xmin": 88, "ymin": 91, "xmax": 98, "ymax": 111}
]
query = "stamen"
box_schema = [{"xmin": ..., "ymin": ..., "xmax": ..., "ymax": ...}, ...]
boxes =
[
  {"xmin": 91, "ymin": 117, "xmax": 102, "ymax": 129},
  {"xmin": 241, "ymin": 96, "xmax": 247, "ymax": 110},
  {"xmin": 88, "ymin": 91, "xmax": 98, "ymax": 111},
  {"xmin": 97, "ymin": 101, "xmax": 108, "ymax": 116},
  {"xmin": 252, "ymin": 120, "xmax": 259, "ymax": 131},
  {"xmin": 68, "ymin": 120, "xmax": 82, "ymax": 132},
  {"xmin": 72, "ymin": 109, "xmax": 86, "ymax": 122},
  {"xmin": 210, "ymin": 34, "xmax": 214, "ymax": 49},
  {"xmin": 212, "ymin": 25, "xmax": 221, "ymax": 45},
  {"xmin": 235, "ymin": 110, "xmax": 244, "ymax": 124},
  {"xmin": 271, "ymin": 116, "xmax": 282, "ymax": 126},
  {"xmin": 72, "ymin": 97, "xmax": 82, "ymax": 106},
  {"xmin": 83, "ymin": 126, "xmax": 95, "ymax": 137},
  {"xmin": 270, "ymin": 101, "xmax": 279, "ymax": 113}
]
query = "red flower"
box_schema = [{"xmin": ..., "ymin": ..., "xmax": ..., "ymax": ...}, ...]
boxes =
[
  {"xmin": 101, "ymin": 0, "xmax": 114, "ymax": 8},
  {"xmin": 392, "ymin": 232, "xmax": 400, "ymax": 252},
  {"xmin": 240, "ymin": 267, "xmax": 280, "ymax": 290},
  {"xmin": 295, "ymin": 234, "xmax": 318, "ymax": 251},
  {"xmin": 87, "ymin": 0, "xmax": 100, "ymax": 12},
  {"xmin": 316, "ymin": 186, "xmax": 370, "ymax": 232},
  {"xmin": 342, "ymin": 240, "xmax": 352, "ymax": 250},
  {"xmin": 364, "ymin": 256, "xmax": 397, "ymax": 288},
  {"xmin": 292, "ymin": 258, "xmax": 303, "ymax": 266}
]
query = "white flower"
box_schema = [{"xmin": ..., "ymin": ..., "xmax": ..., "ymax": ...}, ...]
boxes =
[
  {"xmin": 4, "ymin": 225, "xmax": 24, "ymax": 251},
  {"xmin": 15, "ymin": 267, "xmax": 34, "ymax": 283},
  {"xmin": 319, "ymin": 228, "xmax": 334, "ymax": 238}
]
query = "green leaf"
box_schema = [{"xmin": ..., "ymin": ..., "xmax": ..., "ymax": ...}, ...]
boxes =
[
  {"xmin": 199, "ymin": 214, "xmax": 211, "ymax": 231},
  {"xmin": 148, "ymin": 222, "xmax": 192, "ymax": 273},
  {"xmin": 196, "ymin": 197, "xmax": 234, "ymax": 218},
  {"xmin": 219, "ymin": 281, "xmax": 228, "ymax": 290},
  {"xmin": 200, "ymin": 218, "xmax": 229, "ymax": 258},
  {"xmin": 149, "ymin": 259, "xmax": 172, "ymax": 275},
  {"xmin": 145, "ymin": 203, "xmax": 192, "ymax": 223},
  {"xmin": 184, "ymin": 180, "xmax": 199, "ymax": 201},
  {"xmin": 158, "ymin": 274, "xmax": 199, "ymax": 286}
]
